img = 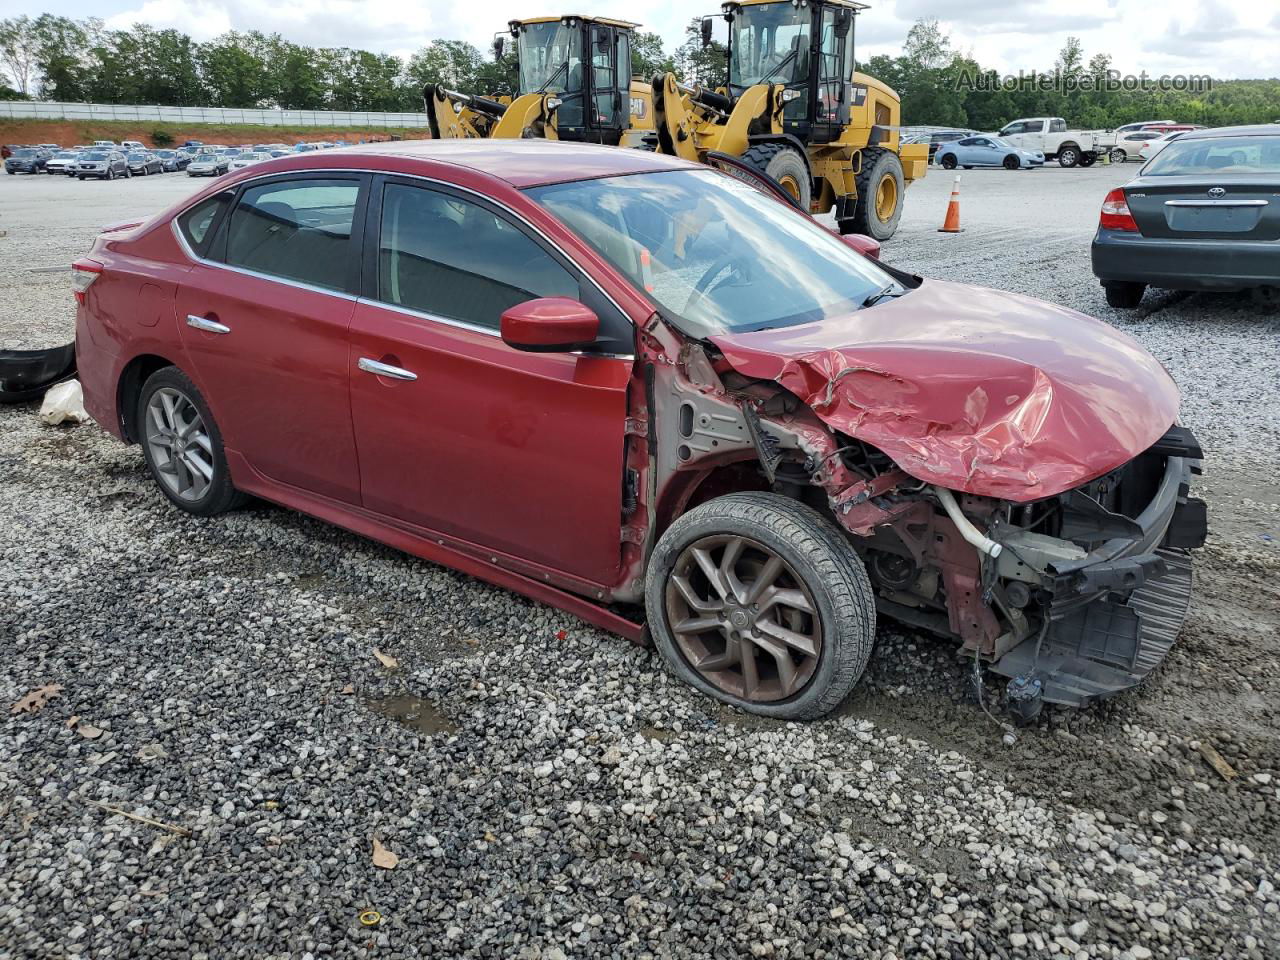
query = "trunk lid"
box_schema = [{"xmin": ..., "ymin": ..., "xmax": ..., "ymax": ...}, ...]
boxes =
[
  {"xmin": 1125, "ymin": 175, "xmax": 1280, "ymax": 240},
  {"xmin": 709, "ymin": 279, "xmax": 1180, "ymax": 503}
]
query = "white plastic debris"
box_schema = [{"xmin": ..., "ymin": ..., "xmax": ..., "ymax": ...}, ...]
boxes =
[{"xmin": 38, "ymin": 379, "xmax": 90, "ymax": 426}]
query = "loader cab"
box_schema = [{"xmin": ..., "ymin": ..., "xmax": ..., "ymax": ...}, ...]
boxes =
[
  {"xmin": 716, "ymin": 0, "xmax": 863, "ymax": 144},
  {"xmin": 509, "ymin": 16, "xmax": 636, "ymax": 146}
]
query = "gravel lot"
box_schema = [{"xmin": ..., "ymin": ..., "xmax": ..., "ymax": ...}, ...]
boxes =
[{"xmin": 2, "ymin": 162, "xmax": 1278, "ymax": 960}]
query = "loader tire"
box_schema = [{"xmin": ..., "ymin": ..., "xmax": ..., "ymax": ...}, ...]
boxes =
[
  {"xmin": 850, "ymin": 147, "xmax": 905, "ymax": 241},
  {"xmin": 742, "ymin": 142, "xmax": 811, "ymax": 212}
]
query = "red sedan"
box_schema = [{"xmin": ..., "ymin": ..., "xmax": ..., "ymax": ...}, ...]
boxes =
[{"xmin": 72, "ymin": 140, "xmax": 1205, "ymax": 721}]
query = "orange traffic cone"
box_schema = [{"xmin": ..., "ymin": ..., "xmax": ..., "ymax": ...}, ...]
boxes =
[{"xmin": 938, "ymin": 175, "xmax": 962, "ymax": 233}]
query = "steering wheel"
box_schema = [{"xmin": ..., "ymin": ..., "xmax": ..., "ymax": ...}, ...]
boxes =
[{"xmin": 684, "ymin": 253, "xmax": 746, "ymax": 314}]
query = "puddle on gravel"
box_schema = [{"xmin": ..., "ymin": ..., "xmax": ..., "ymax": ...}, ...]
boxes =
[{"xmin": 363, "ymin": 694, "xmax": 458, "ymax": 736}]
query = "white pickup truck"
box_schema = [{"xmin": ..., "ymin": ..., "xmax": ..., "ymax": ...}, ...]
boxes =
[{"xmin": 993, "ymin": 117, "xmax": 1116, "ymax": 168}]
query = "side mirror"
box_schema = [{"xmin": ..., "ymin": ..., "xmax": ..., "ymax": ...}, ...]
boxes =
[
  {"xmin": 838, "ymin": 232, "xmax": 881, "ymax": 259},
  {"xmin": 701, "ymin": 17, "xmax": 714, "ymax": 48},
  {"xmin": 501, "ymin": 298, "xmax": 599, "ymax": 352},
  {"xmin": 492, "ymin": 36, "xmax": 505, "ymax": 60}
]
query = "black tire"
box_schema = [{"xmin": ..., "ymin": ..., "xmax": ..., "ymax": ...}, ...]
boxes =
[
  {"xmin": 645, "ymin": 492, "xmax": 875, "ymax": 720},
  {"xmin": 1058, "ymin": 144, "xmax": 1081, "ymax": 168},
  {"xmin": 77, "ymin": 175, "xmax": 84, "ymax": 181},
  {"xmin": 1002, "ymin": 154, "xmax": 1020, "ymax": 170},
  {"xmin": 1079, "ymin": 152, "xmax": 1097, "ymax": 167},
  {"xmin": 138, "ymin": 366, "xmax": 247, "ymax": 516},
  {"xmin": 850, "ymin": 147, "xmax": 906, "ymax": 241},
  {"xmin": 106, "ymin": 168, "xmax": 115, "ymax": 181},
  {"xmin": 1104, "ymin": 282, "xmax": 1146, "ymax": 309},
  {"xmin": 962, "ymin": 165, "xmax": 973, "ymax": 170},
  {"xmin": 124, "ymin": 167, "xmax": 132, "ymax": 178},
  {"xmin": 741, "ymin": 142, "xmax": 811, "ymax": 212},
  {"xmin": 1110, "ymin": 149, "xmax": 1126, "ymax": 163},
  {"xmin": 940, "ymin": 153, "xmax": 957, "ymax": 170}
]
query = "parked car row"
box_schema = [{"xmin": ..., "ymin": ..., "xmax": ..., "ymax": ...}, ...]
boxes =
[{"xmin": 3, "ymin": 138, "xmax": 346, "ymax": 182}]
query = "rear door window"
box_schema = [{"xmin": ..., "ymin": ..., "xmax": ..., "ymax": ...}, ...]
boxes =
[
  {"xmin": 374, "ymin": 181, "xmax": 579, "ymax": 331},
  {"xmin": 224, "ymin": 178, "xmax": 362, "ymax": 292}
]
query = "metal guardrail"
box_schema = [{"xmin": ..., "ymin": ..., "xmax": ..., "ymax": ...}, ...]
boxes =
[{"xmin": 0, "ymin": 101, "xmax": 429, "ymax": 128}]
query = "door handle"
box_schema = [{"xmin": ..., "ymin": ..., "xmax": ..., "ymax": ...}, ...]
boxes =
[
  {"xmin": 186, "ymin": 314, "xmax": 230, "ymax": 334},
  {"xmin": 358, "ymin": 357, "xmax": 417, "ymax": 381}
]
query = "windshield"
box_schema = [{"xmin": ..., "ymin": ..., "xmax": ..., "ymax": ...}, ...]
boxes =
[
  {"xmin": 14, "ymin": 149, "xmax": 35, "ymax": 157},
  {"xmin": 55, "ymin": 151, "xmax": 76, "ymax": 158},
  {"xmin": 530, "ymin": 169, "xmax": 898, "ymax": 337},
  {"xmin": 128, "ymin": 153, "xmax": 147, "ymax": 161},
  {"xmin": 730, "ymin": 4, "xmax": 811, "ymax": 89},
  {"xmin": 85, "ymin": 152, "xmax": 107, "ymax": 161},
  {"xmin": 1144, "ymin": 135, "xmax": 1280, "ymax": 175},
  {"xmin": 517, "ymin": 22, "xmax": 581, "ymax": 94}
]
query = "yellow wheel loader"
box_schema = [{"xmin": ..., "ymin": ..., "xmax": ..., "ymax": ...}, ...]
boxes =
[
  {"xmin": 426, "ymin": 16, "xmax": 653, "ymax": 146},
  {"xmin": 648, "ymin": 0, "xmax": 928, "ymax": 239}
]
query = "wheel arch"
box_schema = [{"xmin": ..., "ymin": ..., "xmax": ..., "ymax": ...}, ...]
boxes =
[{"xmin": 117, "ymin": 353, "xmax": 178, "ymax": 443}]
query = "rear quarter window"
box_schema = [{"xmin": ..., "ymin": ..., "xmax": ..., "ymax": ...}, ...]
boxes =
[{"xmin": 177, "ymin": 192, "xmax": 233, "ymax": 254}]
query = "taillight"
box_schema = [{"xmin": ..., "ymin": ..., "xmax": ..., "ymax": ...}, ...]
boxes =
[
  {"xmin": 72, "ymin": 260, "xmax": 103, "ymax": 305},
  {"xmin": 1100, "ymin": 188, "xmax": 1139, "ymax": 232}
]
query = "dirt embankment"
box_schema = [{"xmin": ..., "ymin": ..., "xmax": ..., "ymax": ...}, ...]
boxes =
[{"xmin": 1, "ymin": 118, "xmax": 429, "ymax": 149}]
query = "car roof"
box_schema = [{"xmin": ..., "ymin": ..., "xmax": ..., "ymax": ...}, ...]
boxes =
[
  {"xmin": 314, "ymin": 139, "xmax": 699, "ymax": 188},
  {"xmin": 1175, "ymin": 125, "xmax": 1280, "ymax": 141}
]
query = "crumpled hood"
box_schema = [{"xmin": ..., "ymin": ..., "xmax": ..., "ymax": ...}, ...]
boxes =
[{"xmin": 710, "ymin": 279, "xmax": 1179, "ymax": 502}]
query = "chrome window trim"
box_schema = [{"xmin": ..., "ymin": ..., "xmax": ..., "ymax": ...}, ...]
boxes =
[
  {"xmin": 168, "ymin": 165, "xmax": 636, "ymax": 333},
  {"xmin": 171, "ymin": 218, "xmax": 360, "ymax": 302}
]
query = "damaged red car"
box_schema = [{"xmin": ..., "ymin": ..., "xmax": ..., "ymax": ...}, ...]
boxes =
[{"xmin": 72, "ymin": 140, "xmax": 1206, "ymax": 721}]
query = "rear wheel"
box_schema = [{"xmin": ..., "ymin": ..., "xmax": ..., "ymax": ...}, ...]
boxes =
[
  {"xmin": 1058, "ymin": 144, "xmax": 1081, "ymax": 168},
  {"xmin": 850, "ymin": 147, "xmax": 906, "ymax": 241},
  {"xmin": 1110, "ymin": 148, "xmax": 1127, "ymax": 163},
  {"xmin": 1002, "ymin": 154, "xmax": 1020, "ymax": 170},
  {"xmin": 741, "ymin": 142, "xmax": 811, "ymax": 212},
  {"xmin": 939, "ymin": 153, "xmax": 957, "ymax": 170},
  {"xmin": 138, "ymin": 367, "xmax": 247, "ymax": 516},
  {"xmin": 646, "ymin": 492, "xmax": 875, "ymax": 720},
  {"xmin": 1104, "ymin": 281, "xmax": 1146, "ymax": 308}
]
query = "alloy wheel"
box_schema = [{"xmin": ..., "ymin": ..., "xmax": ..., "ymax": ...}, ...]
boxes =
[
  {"xmin": 664, "ymin": 534, "xmax": 822, "ymax": 703},
  {"xmin": 144, "ymin": 387, "xmax": 216, "ymax": 502}
]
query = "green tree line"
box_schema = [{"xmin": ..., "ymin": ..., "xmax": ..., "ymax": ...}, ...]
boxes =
[{"xmin": 2, "ymin": 13, "xmax": 1277, "ymax": 127}]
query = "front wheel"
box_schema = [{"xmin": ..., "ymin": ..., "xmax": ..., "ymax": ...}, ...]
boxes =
[
  {"xmin": 138, "ymin": 367, "xmax": 247, "ymax": 516},
  {"xmin": 741, "ymin": 142, "xmax": 811, "ymax": 212},
  {"xmin": 1003, "ymin": 154, "xmax": 1020, "ymax": 170},
  {"xmin": 851, "ymin": 147, "xmax": 906, "ymax": 241},
  {"xmin": 106, "ymin": 169, "xmax": 115, "ymax": 181},
  {"xmin": 645, "ymin": 492, "xmax": 876, "ymax": 720}
]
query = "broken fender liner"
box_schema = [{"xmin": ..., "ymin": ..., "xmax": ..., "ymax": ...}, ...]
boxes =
[{"xmin": 0, "ymin": 342, "xmax": 77, "ymax": 404}]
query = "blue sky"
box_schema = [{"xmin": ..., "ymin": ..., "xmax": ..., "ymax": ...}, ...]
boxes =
[{"xmin": 6, "ymin": 0, "xmax": 1280, "ymax": 80}]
